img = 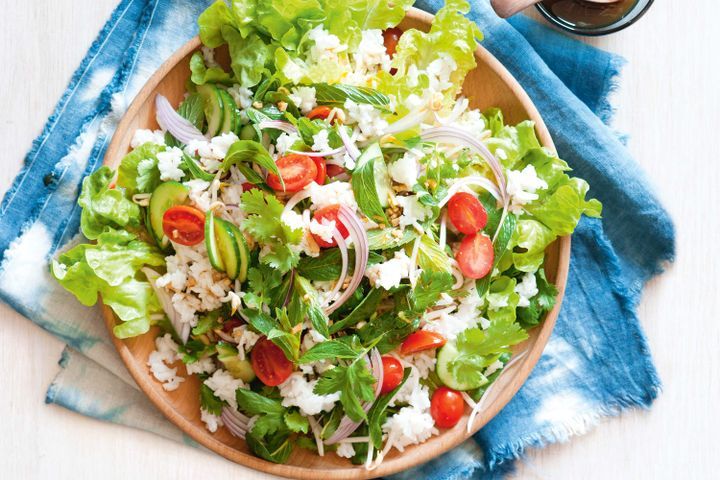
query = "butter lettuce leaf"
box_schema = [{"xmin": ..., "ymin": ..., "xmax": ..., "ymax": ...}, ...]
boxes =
[{"xmin": 78, "ymin": 166, "xmax": 141, "ymax": 240}]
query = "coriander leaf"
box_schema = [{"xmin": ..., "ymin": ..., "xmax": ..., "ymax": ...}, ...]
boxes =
[
  {"xmin": 236, "ymin": 388, "xmax": 285, "ymax": 416},
  {"xmin": 200, "ymin": 384, "xmax": 224, "ymax": 415},
  {"xmin": 178, "ymin": 339, "xmax": 216, "ymax": 364},
  {"xmin": 244, "ymin": 265, "xmax": 284, "ymax": 309},
  {"xmin": 408, "ymin": 271, "xmax": 453, "ymax": 313},
  {"xmin": 315, "ymin": 359, "xmax": 376, "ymax": 422},
  {"xmin": 313, "ymin": 83, "xmax": 390, "ymax": 111},
  {"xmin": 351, "ymin": 143, "xmax": 390, "ymax": 224},
  {"xmin": 367, "ymin": 368, "xmax": 411, "ymax": 448},
  {"xmin": 329, "ymin": 287, "xmax": 384, "ymax": 334},
  {"xmin": 192, "ymin": 310, "xmax": 222, "ymax": 336},
  {"xmin": 240, "ymin": 189, "xmax": 303, "ymax": 273},
  {"xmin": 298, "ymin": 340, "xmax": 360, "ymax": 364},
  {"xmin": 284, "ymin": 410, "xmax": 309, "ymax": 434},
  {"xmin": 358, "ymin": 310, "xmax": 418, "ymax": 354},
  {"xmin": 251, "ymin": 412, "xmax": 287, "ymax": 437}
]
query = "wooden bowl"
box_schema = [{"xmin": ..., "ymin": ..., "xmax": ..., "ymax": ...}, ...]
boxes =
[{"xmin": 102, "ymin": 8, "xmax": 570, "ymax": 479}]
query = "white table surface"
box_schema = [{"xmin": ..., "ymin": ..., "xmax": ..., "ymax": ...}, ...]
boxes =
[{"xmin": 1, "ymin": 1, "xmax": 717, "ymax": 478}]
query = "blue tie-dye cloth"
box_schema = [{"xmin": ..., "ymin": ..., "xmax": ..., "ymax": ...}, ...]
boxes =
[{"xmin": 0, "ymin": 0, "xmax": 674, "ymax": 478}]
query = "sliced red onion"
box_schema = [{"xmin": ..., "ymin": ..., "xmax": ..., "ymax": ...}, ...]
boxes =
[
  {"xmin": 325, "ymin": 349, "xmax": 383, "ymax": 445},
  {"xmin": 155, "ymin": 94, "xmax": 206, "ymax": 144},
  {"xmin": 332, "ymin": 172, "xmax": 351, "ymax": 182},
  {"xmin": 325, "ymin": 157, "xmax": 346, "ymax": 167},
  {"xmin": 421, "ymin": 127, "xmax": 508, "ymax": 204},
  {"xmin": 288, "ymin": 146, "xmax": 346, "ymax": 157},
  {"xmin": 322, "ymin": 228, "xmax": 348, "ymax": 308},
  {"xmin": 439, "ymin": 176, "xmax": 502, "ymax": 206},
  {"xmin": 307, "ymin": 415, "xmax": 325, "ymax": 457},
  {"xmin": 339, "ymin": 127, "xmax": 361, "ymax": 161},
  {"xmin": 439, "ymin": 211, "xmax": 448, "ymax": 250},
  {"xmin": 282, "ymin": 186, "xmax": 314, "ymax": 216},
  {"xmin": 466, "ymin": 350, "xmax": 529, "ymax": 434},
  {"xmin": 221, "ymin": 406, "xmax": 250, "ymax": 439},
  {"xmin": 384, "ymin": 106, "xmax": 429, "ymax": 135},
  {"xmin": 433, "ymin": 97, "xmax": 469, "ymax": 126},
  {"xmin": 258, "ymin": 120, "xmax": 298, "ymax": 135},
  {"xmin": 325, "ymin": 207, "xmax": 368, "ymax": 315},
  {"xmin": 214, "ymin": 328, "xmax": 236, "ymax": 344},
  {"xmin": 142, "ymin": 267, "xmax": 189, "ymax": 344}
]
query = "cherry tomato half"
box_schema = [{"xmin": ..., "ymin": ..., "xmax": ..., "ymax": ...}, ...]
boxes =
[
  {"xmin": 400, "ymin": 331, "xmax": 447, "ymax": 355},
  {"xmin": 311, "ymin": 204, "xmax": 350, "ymax": 248},
  {"xmin": 326, "ymin": 164, "xmax": 345, "ymax": 178},
  {"xmin": 221, "ymin": 318, "xmax": 244, "ymax": 334},
  {"xmin": 448, "ymin": 192, "xmax": 488, "ymax": 235},
  {"xmin": 241, "ymin": 182, "xmax": 259, "ymax": 192},
  {"xmin": 382, "ymin": 27, "xmax": 403, "ymax": 57},
  {"xmin": 380, "ymin": 356, "xmax": 404, "ymax": 395},
  {"xmin": 251, "ymin": 337, "xmax": 293, "ymax": 386},
  {"xmin": 455, "ymin": 233, "xmax": 494, "ymax": 280},
  {"xmin": 307, "ymin": 106, "xmax": 332, "ymax": 121},
  {"xmin": 162, "ymin": 205, "xmax": 205, "ymax": 246},
  {"xmin": 312, "ymin": 156, "xmax": 327, "ymax": 186},
  {"xmin": 266, "ymin": 154, "xmax": 318, "ymax": 192},
  {"xmin": 430, "ymin": 387, "xmax": 465, "ymax": 428}
]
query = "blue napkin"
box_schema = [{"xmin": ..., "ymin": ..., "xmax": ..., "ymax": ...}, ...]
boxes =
[{"xmin": 0, "ymin": 1, "xmax": 674, "ymax": 478}]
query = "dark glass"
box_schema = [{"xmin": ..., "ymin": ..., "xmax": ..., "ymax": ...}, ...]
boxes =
[{"xmin": 536, "ymin": 0, "xmax": 654, "ymax": 36}]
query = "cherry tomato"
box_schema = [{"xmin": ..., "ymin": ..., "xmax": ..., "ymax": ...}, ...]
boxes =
[
  {"xmin": 241, "ymin": 182, "xmax": 259, "ymax": 192},
  {"xmin": 311, "ymin": 204, "xmax": 350, "ymax": 248},
  {"xmin": 251, "ymin": 337, "xmax": 293, "ymax": 386},
  {"xmin": 162, "ymin": 205, "xmax": 205, "ymax": 246},
  {"xmin": 266, "ymin": 154, "xmax": 318, "ymax": 192},
  {"xmin": 400, "ymin": 331, "xmax": 447, "ymax": 355},
  {"xmin": 307, "ymin": 106, "xmax": 332, "ymax": 120},
  {"xmin": 455, "ymin": 233, "xmax": 494, "ymax": 279},
  {"xmin": 380, "ymin": 356, "xmax": 404, "ymax": 394},
  {"xmin": 222, "ymin": 318, "xmax": 243, "ymax": 333},
  {"xmin": 430, "ymin": 387, "xmax": 465, "ymax": 428},
  {"xmin": 382, "ymin": 27, "xmax": 403, "ymax": 57},
  {"xmin": 312, "ymin": 156, "xmax": 327, "ymax": 185},
  {"xmin": 326, "ymin": 164, "xmax": 345, "ymax": 178},
  {"xmin": 447, "ymin": 192, "xmax": 488, "ymax": 235}
]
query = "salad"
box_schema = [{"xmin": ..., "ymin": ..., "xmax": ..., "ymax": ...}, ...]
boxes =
[{"xmin": 51, "ymin": 0, "xmax": 601, "ymax": 468}]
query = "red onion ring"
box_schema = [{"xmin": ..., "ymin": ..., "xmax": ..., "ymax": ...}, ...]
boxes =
[
  {"xmin": 325, "ymin": 207, "xmax": 368, "ymax": 315},
  {"xmin": 338, "ymin": 127, "xmax": 361, "ymax": 161},
  {"xmin": 439, "ymin": 176, "xmax": 502, "ymax": 205},
  {"xmin": 421, "ymin": 127, "xmax": 508, "ymax": 203},
  {"xmin": 221, "ymin": 407, "xmax": 250, "ymax": 439},
  {"xmin": 282, "ymin": 187, "xmax": 313, "ymax": 216},
  {"xmin": 142, "ymin": 267, "xmax": 189, "ymax": 344},
  {"xmin": 322, "ymin": 227, "xmax": 348, "ymax": 308},
  {"xmin": 325, "ymin": 349, "xmax": 383, "ymax": 445},
  {"xmin": 155, "ymin": 95, "xmax": 206, "ymax": 144},
  {"xmin": 258, "ymin": 120, "xmax": 298, "ymax": 135}
]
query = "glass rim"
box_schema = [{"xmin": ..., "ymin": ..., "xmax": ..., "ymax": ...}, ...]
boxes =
[{"xmin": 535, "ymin": 0, "xmax": 655, "ymax": 36}]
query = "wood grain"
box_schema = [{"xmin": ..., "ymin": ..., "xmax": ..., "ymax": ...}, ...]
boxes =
[
  {"xmin": 99, "ymin": 9, "xmax": 569, "ymax": 479},
  {"xmin": 1, "ymin": 1, "xmax": 718, "ymax": 479}
]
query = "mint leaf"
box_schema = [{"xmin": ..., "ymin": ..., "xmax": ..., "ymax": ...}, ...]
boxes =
[
  {"xmin": 351, "ymin": 143, "xmax": 389, "ymax": 224},
  {"xmin": 313, "ymin": 83, "xmax": 390, "ymax": 111},
  {"xmin": 367, "ymin": 368, "xmax": 411, "ymax": 448},
  {"xmin": 236, "ymin": 388, "xmax": 285, "ymax": 416},
  {"xmin": 408, "ymin": 271, "xmax": 454, "ymax": 313},
  {"xmin": 329, "ymin": 287, "xmax": 384, "ymax": 334},
  {"xmin": 299, "ymin": 340, "xmax": 361, "ymax": 364},
  {"xmin": 284, "ymin": 410, "xmax": 309, "ymax": 434},
  {"xmin": 221, "ymin": 140, "xmax": 281, "ymax": 179}
]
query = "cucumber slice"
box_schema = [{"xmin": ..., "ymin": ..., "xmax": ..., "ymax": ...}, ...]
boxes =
[
  {"xmin": 373, "ymin": 155, "xmax": 393, "ymax": 208},
  {"xmin": 149, "ymin": 182, "xmax": 190, "ymax": 249},
  {"xmin": 197, "ymin": 84, "xmax": 224, "ymax": 138},
  {"xmin": 216, "ymin": 342, "xmax": 256, "ymax": 382},
  {"xmin": 226, "ymin": 222, "xmax": 250, "ymax": 283},
  {"xmin": 205, "ymin": 211, "xmax": 225, "ymax": 272},
  {"xmin": 218, "ymin": 89, "xmax": 239, "ymax": 134},
  {"xmin": 436, "ymin": 341, "xmax": 488, "ymax": 391},
  {"xmin": 214, "ymin": 217, "xmax": 241, "ymax": 280}
]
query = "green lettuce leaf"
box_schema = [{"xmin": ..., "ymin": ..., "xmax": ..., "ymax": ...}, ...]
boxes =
[
  {"xmin": 485, "ymin": 276, "xmax": 520, "ymax": 324},
  {"xmin": 512, "ymin": 218, "xmax": 556, "ymax": 273},
  {"xmin": 117, "ymin": 142, "xmax": 165, "ymax": 197},
  {"xmin": 189, "ymin": 51, "xmax": 232, "ymax": 85},
  {"xmin": 78, "ymin": 166, "xmax": 141, "ymax": 240}
]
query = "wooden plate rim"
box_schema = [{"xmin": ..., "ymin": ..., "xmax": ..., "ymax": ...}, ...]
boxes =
[{"xmin": 102, "ymin": 8, "xmax": 571, "ymax": 479}]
